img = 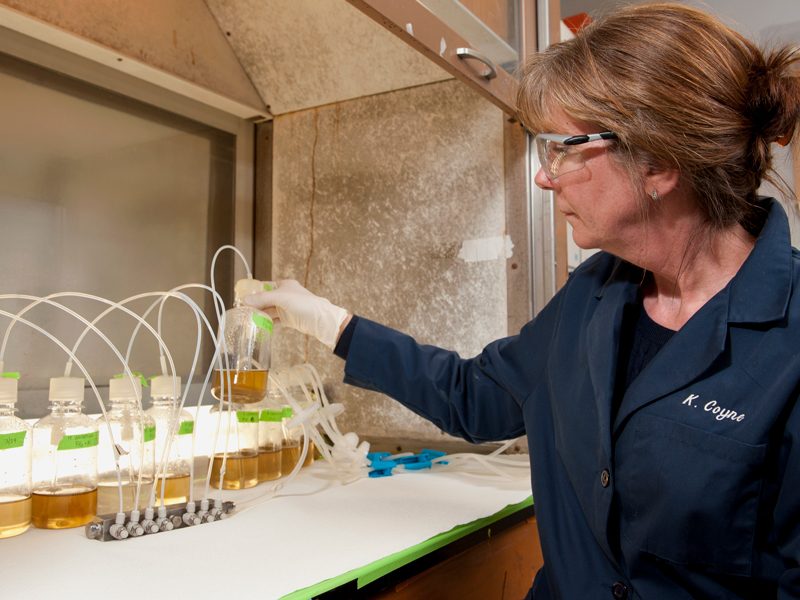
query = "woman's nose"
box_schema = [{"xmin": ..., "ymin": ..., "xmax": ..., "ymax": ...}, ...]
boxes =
[{"xmin": 534, "ymin": 167, "xmax": 554, "ymax": 190}]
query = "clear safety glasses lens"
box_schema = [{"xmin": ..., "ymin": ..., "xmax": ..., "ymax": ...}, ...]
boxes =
[
  {"xmin": 534, "ymin": 132, "xmax": 617, "ymax": 180},
  {"xmin": 536, "ymin": 137, "xmax": 583, "ymax": 179}
]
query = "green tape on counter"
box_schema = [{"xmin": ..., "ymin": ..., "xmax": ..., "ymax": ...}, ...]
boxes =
[
  {"xmin": 144, "ymin": 426, "xmax": 156, "ymax": 443},
  {"xmin": 178, "ymin": 421, "xmax": 194, "ymax": 435},
  {"xmin": 237, "ymin": 411, "xmax": 259, "ymax": 423},
  {"xmin": 0, "ymin": 430, "xmax": 26, "ymax": 450},
  {"xmin": 279, "ymin": 496, "xmax": 534, "ymax": 600},
  {"xmin": 57, "ymin": 431, "xmax": 99, "ymax": 451}
]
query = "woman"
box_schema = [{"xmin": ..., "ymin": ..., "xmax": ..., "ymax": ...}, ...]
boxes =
[{"xmin": 247, "ymin": 4, "xmax": 800, "ymax": 598}]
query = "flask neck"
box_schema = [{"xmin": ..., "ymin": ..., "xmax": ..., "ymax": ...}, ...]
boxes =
[
  {"xmin": 151, "ymin": 397, "xmax": 178, "ymax": 408},
  {"xmin": 49, "ymin": 399, "xmax": 82, "ymax": 414}
]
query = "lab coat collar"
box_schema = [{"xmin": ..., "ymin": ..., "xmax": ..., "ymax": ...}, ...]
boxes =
[
  {"xmin": 727, "ymin": 198, "xmax": 792, "ymax": 324},
  {"xmin": 587, "ymin": 197, "xmax": 793, "ymax": 434}
]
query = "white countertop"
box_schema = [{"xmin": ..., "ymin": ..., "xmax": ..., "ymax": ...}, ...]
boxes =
[{"xmin": 4, "ymin": 457, "xmax": 532, "ymax": 599}]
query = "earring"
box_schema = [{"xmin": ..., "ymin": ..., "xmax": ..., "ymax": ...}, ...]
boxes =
[{"xmin": 650, "ymin": 189, "xmax": 659, "ymax": 201}]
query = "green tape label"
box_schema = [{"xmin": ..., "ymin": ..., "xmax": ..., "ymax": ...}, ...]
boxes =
[
  {"xmin": 144, "ymin": 426, "xmax": 156, "ymax": 442},
  {"xmin": 281, "ymin": 407, "xmax": 294, "ymax": 419},
  {"xmin": 252, "ymin": 313, "xmax": 274, "ymax": 334},
  {"xmin": 260, "ymin": 409, "xmax": 283, "ymax": 422},
  {"xmin": 112, "ymin": 371, "xmax": 149, "ymax": 387},
  {"xmin": 263, "ymin": 282, "xmax": 274, "ymax": 291},
  {"xmin": 57, "ymin": 431, "xmax": 99, "ymax": 451},
  {"xmin": 0, "ymin": 430, "xmax": 26, "ymax": 450},
  {"xmin": 178, "ymin": 421, "xmax": 194, "ymax": 435},
  {"xmin": 1, "ymin": 372, "xmax": 20, "ymax": 379},
  {"xmin": 237, "ymin": 411, "xmax": 259, "ymax": 423}
]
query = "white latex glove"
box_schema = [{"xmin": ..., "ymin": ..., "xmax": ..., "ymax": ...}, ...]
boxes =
[{"xmin": 243, "ymin": 279, "xmax": 349, "ymax": 350}]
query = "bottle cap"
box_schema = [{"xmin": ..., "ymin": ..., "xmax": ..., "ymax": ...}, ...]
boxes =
[
  {"xmin": 150, "ymin": 375, "xmax": 181, "ymax": 399},
  {"xmin": 109, "ymin": 375, "xmax": 142, "ymax": 402},
  {"xmin": 0, "ymin": 377, "xmax": 17, "ymax": 403},
  {"xmin": 234, "ymin": 278, "xmax": 267, "ymax": 302},
  {"xmin": 49, "ymin": 377, "xmax": 85, "ymax": 402}
]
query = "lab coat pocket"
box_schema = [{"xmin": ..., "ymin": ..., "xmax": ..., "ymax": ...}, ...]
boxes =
[{"xmin": 618, "ymin": 413, "xmax": 766, "ymax": 576}]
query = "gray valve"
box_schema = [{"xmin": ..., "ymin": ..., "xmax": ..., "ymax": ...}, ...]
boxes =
[
  {"xmin": 156, "ymin": 517, "xmax": 174, "ymax": 532},
  {"xmin": 108, "ymin": 523, "xmax": 129, "ymax": 540},
  {"xmin": 125, "ymin": 521, "xmax": 145, "ymax": 537},
  {"xmin": 141, "ymin": 519, "xmax": 159, "ymax": 534},
  {"xmin": 182, "ymin": 511, "xmax": 201, "ymax": 526}
]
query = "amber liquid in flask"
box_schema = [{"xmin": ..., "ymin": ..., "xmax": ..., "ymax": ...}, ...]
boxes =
[
  {"xmin": 31, "ymin": 487, "xmax": 97, "ymax": 529},
  {"xmin": 96, "ymin": 482, "xmax": 137, "ymax": 515},
  {"xmin": 153, "ymin": 474, "xmax": 191, "ymax": 505},
  {"xmin": 32, "ymin": 377, "xmax": 99, "ymax": 529},
  {"xmin": 281, "ymin": 442, "xmax": 302, "ymax": 474},
  {"xmin": 303, "ymin": 440, "xmax": 316, "ymax": 467},
  {"xmin": 209, "ymin": 452, "xmax": 259, "ymax": 490},
  {"xmin": 0, "ymin": 376, "xmax": 32, "ymax": 538},
  {"xmin": 258, "ymin": 448, "xmax": 282, "ymax": 482},
  {"xmin": 211, "ymin": 370, "xmax": 268, "ymax": 405},
  {"xmin": 0, "ymin": 495, "xmax": 32, "ymax": 538}
]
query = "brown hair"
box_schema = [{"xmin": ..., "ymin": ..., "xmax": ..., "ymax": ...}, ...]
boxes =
[{"xmin": 517, "ymin": 2, "xmax": 800, "ymax": 232}]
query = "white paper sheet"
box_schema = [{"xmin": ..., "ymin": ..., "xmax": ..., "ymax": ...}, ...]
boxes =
[{"xmin": 3, "ymin": 460, "xmax": 531, "ymax": 599}]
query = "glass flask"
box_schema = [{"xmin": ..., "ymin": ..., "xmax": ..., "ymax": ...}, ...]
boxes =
[
  {"xmin": 146, "ymin": 375, "xmax": 193, "ymax": 505},
  {"xmin": 281, "ymin": 406, "xmax": 304, "ymax": 474},
  {"xmin": 209, "ymin": 404, "xmax": 259, "ymax": 490},
  {"xmin": 286, "ymin": 372, "xmax": 316, "ymax": 468},
  {"xmin": 96, "ymin": 375, "xmax": 156, "ymax": 515},
  {"xmin": 31, "ymin": 377, "xmax": 98, "ymax": 529},
  {"xmin": 257, "ymin": 390, "xmax": 284, "ymax": 482},
  {"xmin": 211, "ymin": 278, "xmax": 273, "ymax": 405},
  {"xmin": 0, "ymin": 375, "xmax": 32, "ymax": 538}
]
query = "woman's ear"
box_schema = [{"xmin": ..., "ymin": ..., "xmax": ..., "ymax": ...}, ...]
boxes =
[{"xmin": 644, "ymin": 163, "xmax": 680, "ymax": 199}]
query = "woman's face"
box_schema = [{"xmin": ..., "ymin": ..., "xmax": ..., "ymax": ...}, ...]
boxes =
[{"xmin": 534, "ymin": 110, "xmax": 646, "ymax": 257}]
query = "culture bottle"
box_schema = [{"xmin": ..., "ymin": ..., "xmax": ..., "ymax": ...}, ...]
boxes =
[
  {"xmin": 96, "ymin": 375, "xmax": 155, "ymax": 515},
  {"xmin": 284, "ymin": 371, "xmax": 316, "ymax": 468},
  {"xmin": 257, "ymin": 389, "xmax": 284, "ymax": 482},
  {"xmin": 0, "ymin": 374, "xmax": 32, "ymax": 538},
  {"xmin": 146, "ymin": 375, "xmax": 193, "ymax": 505},
  {"xmin": 211, "ymin": 278, "xmax": 273, "ymax": 405},
  {"xmin": 281, "ymin": 406, "xmax": 304, "ymax": 474},
  {"xmin": 31, "ymin": 377, "xmax": 98, "ymax": 529},
  {"xmin": 209, "ymin": 404, "xmax": 259, "ymax": 490}
]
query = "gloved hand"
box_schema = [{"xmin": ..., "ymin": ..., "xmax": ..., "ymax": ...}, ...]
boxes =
[{"xmin": 243, "ymin": 279, "xmax": 350, "ymax": 350}]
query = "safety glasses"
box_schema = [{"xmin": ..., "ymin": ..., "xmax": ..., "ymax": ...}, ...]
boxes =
[{"xmin": 534, "ymin": 132, "xmax": 618, "ymax": 180}]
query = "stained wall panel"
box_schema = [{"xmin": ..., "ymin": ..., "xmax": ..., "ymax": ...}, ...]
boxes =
[
  {"xmin": 0, "ymin": 0, "xmax": 266, "ymax": 111},
  {"xmin": 205, "ymin": 0, "xmax": 452, "ymax": 115},
  {"xmin": 271, "ymin": 78, "xmax": 507, "ymax": 441}
]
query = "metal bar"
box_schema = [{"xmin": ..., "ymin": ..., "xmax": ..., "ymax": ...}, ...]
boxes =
[{"xmin": 346, "ymin": 0, "xmax": 519, "ymax": 117}]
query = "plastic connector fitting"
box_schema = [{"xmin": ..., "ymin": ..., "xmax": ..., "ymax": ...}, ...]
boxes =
[
  {"xmin": 109, "ymin": 514, "xmax": 129, "ymax": 540},
  {"xmin": 182, "ymin": 503, "xmax": 201, "ymax": 526},
  {"xmin": 182, "ymin": 512, "xmax": 201, "ymax": 526},
  {"xmin": 125, "ymin": 511, "xmax": 145, "ymax": 537},
  {"xmin": 108, "ymin": 523, "xmax": 129, "ymax": 540},
  {"xmin": 141, "ymin": 519, "xmax": 159, "ymax": 534}
]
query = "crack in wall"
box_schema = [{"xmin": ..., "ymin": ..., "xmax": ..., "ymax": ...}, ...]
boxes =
[{"xmin": 303, "ymin": 108, "xmax": 320, "ymax": 361}]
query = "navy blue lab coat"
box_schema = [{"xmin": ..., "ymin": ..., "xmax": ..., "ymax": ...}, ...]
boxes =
[{"xmin": 341, "ymin": 198, "xmax": 800, "ymax": 599}]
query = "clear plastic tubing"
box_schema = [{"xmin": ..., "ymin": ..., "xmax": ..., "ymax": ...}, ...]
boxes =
[{"xmin": 0, "ymin": 293, "xmax": 175, "ymax": 514}]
